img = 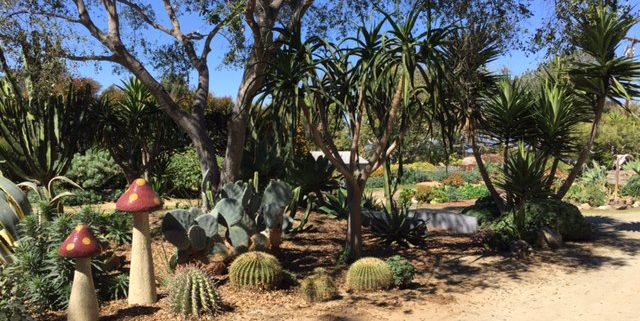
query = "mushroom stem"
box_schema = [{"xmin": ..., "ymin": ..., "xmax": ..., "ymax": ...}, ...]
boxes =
[
  {"xmin": 67, "ymin": 258, "xmax": 99, "ymax": 321},
  {"xmin": 129, "ymin": 212, "xmax": 157, "ymax": 305}
]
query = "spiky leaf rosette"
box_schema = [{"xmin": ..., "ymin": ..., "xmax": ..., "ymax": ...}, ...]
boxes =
[
  {"xmin": 300, "ymin": 268, "xmax": 338, "ymax": 302},
  {"xmin": 229, "ymin": 251, "xmax": 283, "ymax": 289},
  {"xmin": 170, "ymin": 266, "xmax": 222, "ymax": 317},
  {"xmin": 346, "ymin": 257, "xmax": 394, "ymax": 292}
]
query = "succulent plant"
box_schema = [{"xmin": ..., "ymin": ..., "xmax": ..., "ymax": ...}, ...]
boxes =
[
  {"xmin": 300, "ymin": 268, "xmax": 338, "ymax": 302},
  {"xmin": 346, "ymin": 257, "xmax": 394, "ymax": 292},
  {"xmin": 170, "ymin": 266, "xmax": 222, "ymax": 317},
  {"xmin": 229, "ymin": 251, "xmax": 283, "ymax": 289},
  {"xmin": 215, "ymin": 179, "xmax": 292, "ymax": 251},
  {"xmin": 162, "ymin": 208, "xmax": 225, "ymax": 263},
  {"xmin": 386, "ymin": 255, "xmax": 416, "ymax": 288}
]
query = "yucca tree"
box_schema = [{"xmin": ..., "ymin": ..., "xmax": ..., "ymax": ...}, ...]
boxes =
[
  {"xmin": 0, "ymin": 80, "xmax": 92, "ymax": 184},
  {"xmin": 555, "ymin": 5, "xmax": 640, "ymax": 198},
  {"xmin": 531, "ymin": 78, "xmax": 591, "ymax": 188},
  {"xmin": 95, "ymin": 78, "xmax": 185, "ymax": 183},
  {"xmin": 262, "ymin": 1, "xmax": 449, "ymax": 258}
]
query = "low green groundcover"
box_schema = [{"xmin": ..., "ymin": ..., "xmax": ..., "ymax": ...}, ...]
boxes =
[{"xmin": 465, "ymin": 198, "xmax": 592, "ymax": 249}]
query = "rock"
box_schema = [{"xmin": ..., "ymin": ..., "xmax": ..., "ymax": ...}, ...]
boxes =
[
  {"xmin": 613, "ymin": 204, "xmax": 628, "ymax": 210},
  {"xmin": 510, "ymin": 240, "xmax": 532, "ymax": 259},
  {"xmin": 632, "ymin": 201, "xmax": 640, "ymax": 208},
  {"xmin": 536, "ymin": 227, "xmax": 563, "ymax": 250},
  {"xmin": 597, "ymin": 205, "xmax": 611, "ymax": 210},
  {"xmin": 578, "ymin": 203, "xmax": 592, "ymax": 210}
]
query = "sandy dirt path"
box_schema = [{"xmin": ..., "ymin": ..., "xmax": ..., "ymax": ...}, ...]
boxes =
[
  {"xmin": 382, "ymin": 211, "xmax": 640, "ymax": 321},
  {"xmin": 281, "ymin": 211, "xmax": 640, "ymax": 321}
]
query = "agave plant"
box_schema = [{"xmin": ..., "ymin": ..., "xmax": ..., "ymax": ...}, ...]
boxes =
[
  {"xmin": 18, "ymin": 176, "xmax": 82, "ymax": 220},
  {"xmin": 0, "ymin": 175, "xmax": 32, "ymax": 265},
  {"xmin": 368, "ymin": 205, "xmax": 427, "ymax": 247},
  {"xmin": 0, "ymin": 80, "xmax": 93, "ymax": 184}
]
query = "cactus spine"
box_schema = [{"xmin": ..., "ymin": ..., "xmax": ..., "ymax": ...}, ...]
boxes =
[
  {"xmin": 300, "ymin": 268, "xmax": 338, "ymax": 302},
  {"xmin": 229, "ymin": 251, "xmax": 283, "ymax": 289},
  {"xmin": 169, "ymin": 266, "xmax": 222, "ymax": 317},
  {"xmin": 346, "ymin": 257, "xmax": 394, "ymax": 291}
]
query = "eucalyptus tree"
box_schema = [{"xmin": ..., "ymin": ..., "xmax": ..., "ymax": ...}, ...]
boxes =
[{"xmin": 263, "ymin": 4, "xmax": 449, "ymax": 258}]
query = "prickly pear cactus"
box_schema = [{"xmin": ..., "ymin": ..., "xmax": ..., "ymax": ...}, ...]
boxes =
[
  {"xmin": 162, "ymin": 208, "xmax": 220, "ymax": 261},
  {"xmin": 170, "ymin": 266, "xmax": 222, "ymax": 317},
  {"xmin": 259, "ymin": 180, "xmax": 292, "ymax": 250},
  {"xmin": 229, "ymin": 251, "xmax": 283, "ymax": 289},
  {"xmin": 346, "ymin": 257, "xmax": 394, "ymax": 292},
  {"xmin": 300, "ymin": 268, "xmax": 338, "ymax": 302}
]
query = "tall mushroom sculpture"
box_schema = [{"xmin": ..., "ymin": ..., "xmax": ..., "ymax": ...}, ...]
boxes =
[
  {"xmin": 59, "ymin": 224, "xmax": 101, "ymax": 321},
  {"xmin": 116, "ymin": 178, "xmax": 163, "ymax": 305}
]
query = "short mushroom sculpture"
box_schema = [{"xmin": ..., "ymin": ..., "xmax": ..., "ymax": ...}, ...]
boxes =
[
  {"xmin": 59, "ymin": 224, "xmax": 101, "ymax": 321},
  {"xmin": 116, "ymin": 178, "xmax": 163, "ymax": 305}
]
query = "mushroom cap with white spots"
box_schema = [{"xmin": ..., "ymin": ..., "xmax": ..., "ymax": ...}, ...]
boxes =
[
  {"xmin": 116, "ymin": 178, "xmax": 163, "ymax": 213},
  {"xmin": 59, "ymin": 224, "xmax": 101, "ymax": 259}
]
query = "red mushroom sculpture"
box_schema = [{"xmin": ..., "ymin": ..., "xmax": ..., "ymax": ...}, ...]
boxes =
[
  {"xmin": 116, "ymin": 178, "xmax": 163, "ymax": 305},
  {"xmin": 59, "ymin": 224, "xmax": 101, "ymax": 321}
]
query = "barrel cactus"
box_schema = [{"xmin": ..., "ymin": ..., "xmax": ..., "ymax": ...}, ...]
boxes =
[
  {"xmin": 229, "ymin": 251, "xmax": 283, "ymax": 289},
  {"xmin": 169, "ymin": 266, "xmax": 222, "ymax": 317},
  {"xmin": 300, "ymin": 268, "xmax": 338, "ymax": 302},
  {"xmin": 346, "ymin": 257, "xmax": 394, "ymax": 291}
]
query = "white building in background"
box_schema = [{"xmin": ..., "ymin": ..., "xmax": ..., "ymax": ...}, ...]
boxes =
[{"xmin": 310, "ymin": 151, "xmax": 369, "ymax": 170}]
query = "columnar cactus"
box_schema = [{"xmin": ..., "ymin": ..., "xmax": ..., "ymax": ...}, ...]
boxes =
[
  {"xmin": 300, "ymin": 268, "xmax": 338, "ymax": 302},
  {"xmin": 346, "ymin": 257, "xmax": 394, "ymax": 291},
  {"xmin": 170, "ymin": 266, "xmax": 222, "ymax": 317},
  {"xmin": 229, "ymin": 251, "xmax": 283, "ymax": 289}
]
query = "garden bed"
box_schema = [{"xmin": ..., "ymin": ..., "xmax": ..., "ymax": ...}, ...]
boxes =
[{"xmin": 36, "ymin": 209, "xmax": 486, "ymax": 321}]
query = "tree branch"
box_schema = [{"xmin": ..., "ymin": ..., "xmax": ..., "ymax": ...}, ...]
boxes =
[
  {"xmin": 116, "ymin": 0, "xmax": 174, "ymax": 36},
  {"xmin": 102, "ymin": 0, "xmax": 121, "ymax": 40},
  {"xmin": 75, "ymin": 0, "xmax": 108, "ymax": 42},
  {"xmin": 63, "ymin": 53, "xmax": 118, "ymax": 62}
]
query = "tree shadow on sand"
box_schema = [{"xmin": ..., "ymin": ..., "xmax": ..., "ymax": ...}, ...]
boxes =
[{"xmin": 423, "ymin": 214, "xmax": 640, "ymax": 294}]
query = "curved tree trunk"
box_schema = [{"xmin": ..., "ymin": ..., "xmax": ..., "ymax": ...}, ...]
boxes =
[
  {"xmin": 556, "ymin": 97, "xmax": 606, "ymax": 199},
  {"xmin": 471, "ymin": 133, "xmax": 506, "ymax": 213}
]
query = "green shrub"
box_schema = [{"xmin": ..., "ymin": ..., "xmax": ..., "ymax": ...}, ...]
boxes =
[
  {"xmin": 489, "ymin": 199, "xmax": 591, "ymax": 248},
  {"xmin": 457, "ymin": 184, "xmax": 490, "ymax": 200},
  {"xmin": 346, "ymin": 257, "xmax": 394, "ymax": 292},
  {"xmin": 565, "ymin": 183, "xmax": 607, "ymax": 206},
  {"xmin": 67, "ymin": 149, "xmax": 124, "ymax": 191},
  {"xmin": 164, "ymin": 148, "xmax": 202, "ymax": 198},
  {"xmin": 462, "ymin": 200, "xmax": 500, "ymax": 228},
  {"xmin": 62, "ymin": 188, "xmax": 123, "ymax": 206},
  {"xmin": 366, "ymin": 176, "xmax": 385, "ymax": 188},
  {"xmin": 170, "ymin": 266, "xmax": 222, "ymax": 317},
  {"xmin": 299, "ymin": 268, "xmax": 338, "ymax": 302},
  {"xmin": 229, "ymin": 252, "xmax": 283, "ymax": 290},
  {"xmin": 621, "ymin": 175, "xmax": 640, "ymax": 197},
  {"xmin": 385, "ymin": 256, "xmax": 415, "ymax": 288},
  {"xmin": 399, "ymin": 188, "xmax": 416, "ymax": 205}
]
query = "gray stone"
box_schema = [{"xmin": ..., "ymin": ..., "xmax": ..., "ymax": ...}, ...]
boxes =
[
  {"xmin": 408, "ymin": 210, "xmax": 478, "ymax": 234},
  {"xmin": 510, "ymin": 240, "xmax": 532, "ymax": 259},
  {"xmin": 537, "ymin": 227, "xmax": 563, "ymax": 250}
]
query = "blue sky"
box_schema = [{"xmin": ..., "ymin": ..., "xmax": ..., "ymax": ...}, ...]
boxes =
[{"xmin": 73, "ymin": 0, "xmax": 640, "ymax": 98}]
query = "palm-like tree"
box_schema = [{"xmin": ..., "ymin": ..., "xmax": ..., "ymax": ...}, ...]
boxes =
[
  {"xmin": 556, "ymin": 5, "xmax": 640, "ymax": 197},
  {"xmin": 261, "ymin": 2, "xmax": 449, "ymax": 258}
]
